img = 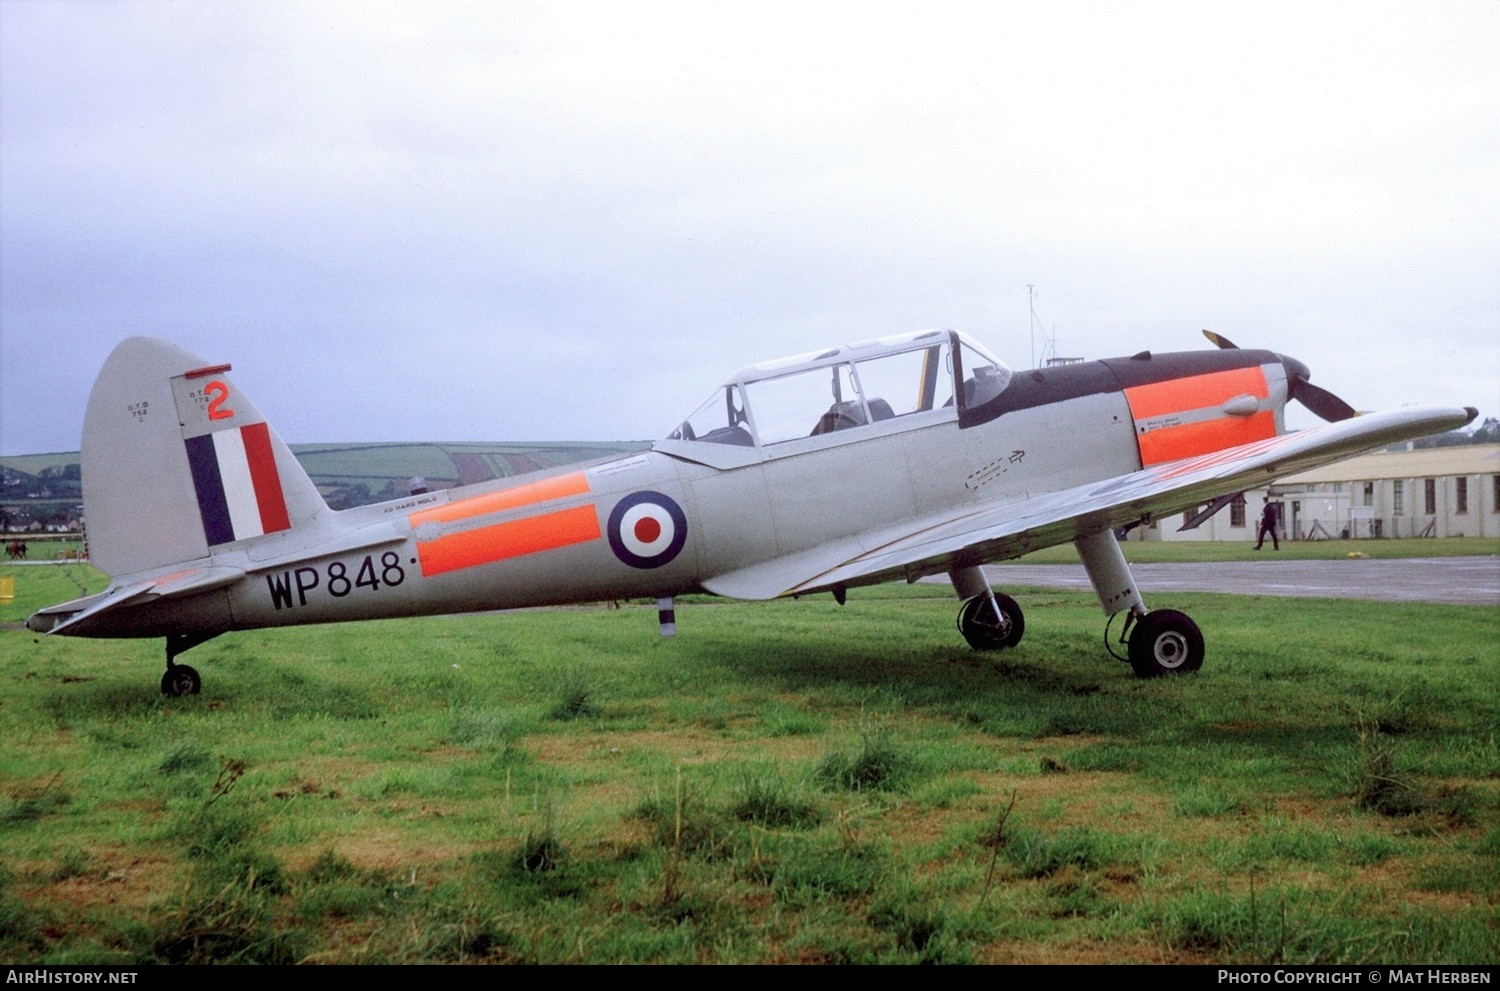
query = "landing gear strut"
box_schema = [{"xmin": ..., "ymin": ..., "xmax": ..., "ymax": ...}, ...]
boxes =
[
  {"xmin": 957, "ymin": 591, "xmax": 1025, "ymax": 650},
  {"xmin": 950, "ymin": 566, "xmax": 1024, "ymax": 650},
  {"xmin": 161, "ymin": 663, "xmax": 201, "ymax": 697},
  {"xmin": 160, "ymin": 632, "xmax": 216, "ymax": 697},
  {"xmin": 1125, "ymin": 609, "xmax": 1204, "ymax": 677},
  {"xmin": 1075, "ymin": 529, "xmax": 1206, "ymax": 678}
]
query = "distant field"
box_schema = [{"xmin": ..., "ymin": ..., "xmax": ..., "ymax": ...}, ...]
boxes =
[
  {"xmin": 3, "ymin": 563, "xmax": 1495, "ymax": 964},
  {"xmin": 0, "ymin": 452, "xmax": 79, "ymax": 476}
]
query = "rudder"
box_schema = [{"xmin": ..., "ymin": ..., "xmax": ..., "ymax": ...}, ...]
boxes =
[{"xmin": 83, "ymin": 337, "xmax": 327, "ymax": 578}]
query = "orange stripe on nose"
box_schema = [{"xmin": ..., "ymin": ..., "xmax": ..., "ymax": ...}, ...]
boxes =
[
  {"xmin": 1124, "ymin": 366, "xmax": 1268, "ymax": 420},
  {"xmin": 1136, "ymin": 411, "xmax": 1277, "ymax": 466},
  {"xmin": 408, "ymin": 472, "xmax": 591, "ymax": 527},
  {"xmin": 416, "ymin": 505, "xmax": 602, "ymax": 576}
]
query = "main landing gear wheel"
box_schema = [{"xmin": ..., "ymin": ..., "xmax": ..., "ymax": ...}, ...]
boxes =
[
  {"xmin": 161, "ymin": 664, "xmax": 202, "ymax": 697},
  {"xmin": 1127, "ymin": 609, "xmax": 1204, "ymax": 677},
  {"xmin": 957, "ymin": 592, "xmax": 1025, "ymax": 650}
]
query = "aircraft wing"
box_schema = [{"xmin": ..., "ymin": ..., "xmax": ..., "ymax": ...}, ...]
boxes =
[{"xmin": 701, "ymin": 405, "xmax": 1475, "ymax": 600}]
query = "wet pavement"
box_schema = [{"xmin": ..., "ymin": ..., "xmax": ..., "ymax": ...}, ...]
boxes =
[{"xmin": 975, "ymin": 556, "xmax": 1500, "ymax": 606}]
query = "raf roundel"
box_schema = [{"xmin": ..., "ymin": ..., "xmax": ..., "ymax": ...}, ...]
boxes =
[{"xmin": 607, "ymin": 491, "xmax": 688, "ymax": 569}]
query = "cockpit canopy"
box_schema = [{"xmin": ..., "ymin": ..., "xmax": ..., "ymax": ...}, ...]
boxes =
[{"xmin": 664, "ymin": 329, "xmax": 1011, "ymax": 449}]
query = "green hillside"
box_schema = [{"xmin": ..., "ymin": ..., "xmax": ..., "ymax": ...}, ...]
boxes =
[{"xmin": 0, "ymin": 452, "xmax": 81, "ymax": 477}]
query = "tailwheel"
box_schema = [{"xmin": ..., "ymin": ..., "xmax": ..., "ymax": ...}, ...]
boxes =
[
  {"xmin": 161, "ymin": 664, "xmax": 201, "ymax": 697},
  {"xmin": 1127, "ymin": 609, "xmax": 1204, "ymax": 677},
  {"xmin": 957, "ymin": 592, "xmax": 1024, "ymax": 650}
]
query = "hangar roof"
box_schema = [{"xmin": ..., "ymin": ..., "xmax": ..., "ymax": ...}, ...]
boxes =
[{"xmin": 1278, "ymin": 443, "xmax": 1499, "ymax": 484}]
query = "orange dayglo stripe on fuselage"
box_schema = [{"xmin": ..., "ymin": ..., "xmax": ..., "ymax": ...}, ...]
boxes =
[
  {"xmin": 416, "ymin": 505, "xmax": 602, "ymax": 577},
  {"xmin": 1123, "ymin": 366, "xmax": 1268, "ymax": 420},
  {"xmin": 1136, "ymin": 410, "xmax": 1277, "ymax": 466},
  {"xmin": 408, "ymin": 471, "xmax": 591, "ymax": 528}
]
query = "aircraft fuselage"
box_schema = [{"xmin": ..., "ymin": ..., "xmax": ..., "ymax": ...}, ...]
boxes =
[{"xmin": 61, "ymin": 342, "xmax": 1291, "ymax": 638}]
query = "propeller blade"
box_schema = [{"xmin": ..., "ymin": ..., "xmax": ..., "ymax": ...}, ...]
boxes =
[
  {"xmin": 1294, "ymin": 381, "xmax": 1357, "ymax": 422},
  {"xmin": 1203, "ymin": 333, "xmax": 1357, "ymax": 423}
]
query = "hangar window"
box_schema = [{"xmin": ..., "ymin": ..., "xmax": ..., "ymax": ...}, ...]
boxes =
[
  {"xmin": 1492, "ymin": 475, "xmax": 1498, "ymax": 513},
  {"xmin": 1393, "ymin": 480, "xmax": 1404, "ymax": 516},
  {"xmin": 1229, "ymin": 494, "xmax": 1246, "ymax": 528},
  {"xmin": 1456, "ymin": 478, "xmax": 1467, "ymax": 515},
  {"xmin": 1424, "ymin": 478, "xmax": 1436, "ymax": 516},
  {"xmin": 1362, "ymin": 482, "xmax": 1374, "ymax": 507}
]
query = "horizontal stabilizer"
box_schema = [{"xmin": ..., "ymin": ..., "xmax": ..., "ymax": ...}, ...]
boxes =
[{"xmin": 29, "ymin": 565, "xmax": 244, "ymax": 635}]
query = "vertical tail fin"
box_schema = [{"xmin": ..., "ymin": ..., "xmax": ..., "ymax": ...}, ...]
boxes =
[{"xmin": 83, "ymin": 337, "xmax": 327, "ymax": 577}]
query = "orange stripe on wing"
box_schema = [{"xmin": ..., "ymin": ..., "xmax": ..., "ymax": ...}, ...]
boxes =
[
  {"xmin": 1137, "ymin": 411, "xmax": 1277, "ymax": 466},
  {"xmin": 1124, "ymin": 366, "xmax": 1268, "ymax": 420},
  {"xmin": 416, "ymin": 505, "xmax": 601, "ymax": 577},
  {"xmin": 150, "ymin": 567, "xmax": 201, "ymax": 588},
  {"xmin": 408, "ymin": 471, "xmax": 591, "ymax": 527}
]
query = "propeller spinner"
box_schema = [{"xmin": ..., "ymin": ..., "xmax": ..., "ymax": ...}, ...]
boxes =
[{"xmin": 1202, "ymin": 329, "xmax": 1356, "ymax": 423}]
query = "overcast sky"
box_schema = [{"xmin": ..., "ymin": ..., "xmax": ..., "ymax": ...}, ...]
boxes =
[{"xmin": 2, "ymin": 0, "xmax": 1496, "ymax": 455}]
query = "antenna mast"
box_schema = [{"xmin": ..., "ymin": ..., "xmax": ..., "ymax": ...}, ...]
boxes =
[
  {"xmin": 1029, "ymin": 285, "xmax": 1084, "ymax": 368},
  {"xmin": 1028, "ymin": 284, "xmax": 1037, "ymax": 369}
]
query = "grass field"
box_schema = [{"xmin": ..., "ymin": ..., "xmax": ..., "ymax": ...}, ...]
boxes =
[{"xmin": 1, "ymin": 558, "xmax": 1496, "ymax": 964}]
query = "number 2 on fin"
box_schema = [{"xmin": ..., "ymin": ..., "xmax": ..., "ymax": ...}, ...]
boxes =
[{"xmin": 205, "ymin": 380, "xmax": 235, "ymax": 421}]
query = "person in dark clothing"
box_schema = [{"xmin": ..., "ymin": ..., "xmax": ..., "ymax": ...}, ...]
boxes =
[{"xmin": 1254, "ymin": 499, "xmax": 1280, "ymax": 550}]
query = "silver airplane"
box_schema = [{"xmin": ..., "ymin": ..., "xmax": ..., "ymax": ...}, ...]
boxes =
[{"xmin": 28, "ymin": 330, "xmax": 1475, "ymax": 695}]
